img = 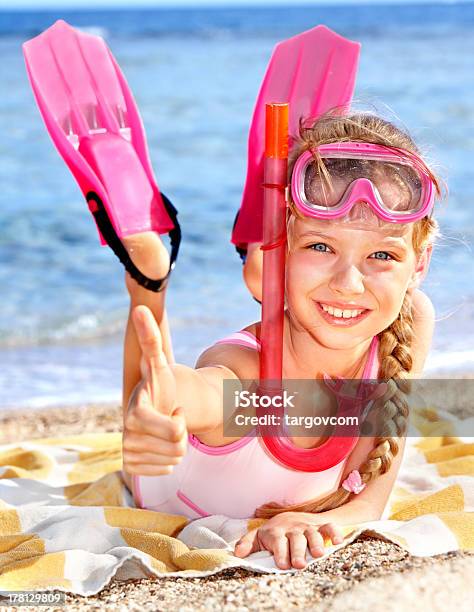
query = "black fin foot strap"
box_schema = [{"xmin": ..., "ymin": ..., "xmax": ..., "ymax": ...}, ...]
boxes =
[
  {"xmin": 232, "ymin": 209, "xmax": 248, "ymax": 263},
  {"xmin": 86, "ymin": 191, "xmax": 181, "ymax": 293}
]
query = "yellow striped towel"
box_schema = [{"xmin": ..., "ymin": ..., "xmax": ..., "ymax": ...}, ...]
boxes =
[{"xmin": 0, "ymin": 412, "xmax": 472, "ymax": 595}]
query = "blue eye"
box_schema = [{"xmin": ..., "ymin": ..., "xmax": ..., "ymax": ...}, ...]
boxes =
[
  {"xmin": 309, "ymin": 242, "xmax": 330, "ymax": 252},
  {"xmin": 371, "ymin": 251, "xmax": 393, "ymax": 260},
  {"xmin": 306, "ymin": 243, "xmax": 394, "ymax": 260}
]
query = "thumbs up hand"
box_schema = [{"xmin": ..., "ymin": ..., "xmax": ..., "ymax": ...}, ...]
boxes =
[{"xmin": 123, "ymin": 305, "xmax": 187, "ymax": 476}]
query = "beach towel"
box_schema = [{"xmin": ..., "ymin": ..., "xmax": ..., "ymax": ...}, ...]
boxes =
[{"xmin": 0, "ymin": 409, "xmax": 472, "ymax": 596}]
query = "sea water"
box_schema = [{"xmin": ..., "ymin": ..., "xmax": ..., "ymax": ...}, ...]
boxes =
[{"xmin": 0, "ymin": 2, "xmax": 473, "ymax": 409}]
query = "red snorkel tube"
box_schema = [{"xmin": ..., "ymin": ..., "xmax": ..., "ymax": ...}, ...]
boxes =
[
  {"xmin": 259, "ymin": 103, "xmax": 288, "ymax": 386},
  {"xmin": 257, "ymin": 104, "xmax": 382, "ymax": 472}
]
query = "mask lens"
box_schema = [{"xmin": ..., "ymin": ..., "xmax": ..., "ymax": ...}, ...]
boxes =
[
  {"xmin": 302, "ymin": 155, "xmax": 424, "ymax": 213},
  {"xmin": 371, "ymin": 161, "xmax": 423, "ymax": 213}
]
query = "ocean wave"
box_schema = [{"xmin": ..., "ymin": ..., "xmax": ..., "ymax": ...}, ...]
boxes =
[
  {"xmin": 75, "ymin": 25, "xmax": 109, "ymax": 39},
  {"xmin": 0, "ymin": 309, "xmax": 237, "ymax": 349},
  {"xmin": 2, "ymin": 3, "xmax": 473, "ymax": 40},
  {"xmin": 0, "ymin": 312, "xmax": 125, "ymax": 348}
]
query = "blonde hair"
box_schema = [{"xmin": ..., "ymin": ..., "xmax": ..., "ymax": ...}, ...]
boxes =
[{"xmin": 254, "ymin": 111, "xmax": 442, "ymax": 519}]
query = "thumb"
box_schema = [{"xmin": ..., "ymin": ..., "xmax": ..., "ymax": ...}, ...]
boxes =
[
  {"xmin": 132, "ymin": 305, "xmax": 167, "ymax": 369},
  {"xmin": 133, "ymin": 305, "xmax": 175, "ymax": 414},
  {"xmin": 233, "ymin": 530, "xmax": 259, "ymax": 557}
]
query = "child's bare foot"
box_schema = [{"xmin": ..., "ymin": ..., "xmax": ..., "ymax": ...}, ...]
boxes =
[{"xmin": 121, "ymin": 231, "xmax": 171, "ymax": 283}]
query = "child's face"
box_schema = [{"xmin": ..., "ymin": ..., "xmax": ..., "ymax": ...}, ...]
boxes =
[{"xmin": 285, "ymin": 210, "xmax": 429, "ymax": 349}]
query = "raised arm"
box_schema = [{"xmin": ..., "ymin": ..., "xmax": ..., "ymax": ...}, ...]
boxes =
[
  {"xmin": 122, "ymin": 268, "xmax": 174, "ymax": 422},
  {"xmin": 122, "ymin": 305, "xmax": 257, "ymax": 480}
]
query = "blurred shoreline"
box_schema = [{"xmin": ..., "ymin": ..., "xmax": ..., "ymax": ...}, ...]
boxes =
[
  {"xmin": 1, "ymin": 339, "xmax": 473, "ymax": 412},
  {"xmin": 0, "ymin": 360, "xmax": 474, "ymax": 444}
]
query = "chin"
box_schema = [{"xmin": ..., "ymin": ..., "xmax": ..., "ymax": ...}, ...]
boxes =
[{"xmin": 309, "ymin": 328, "xmax": 368, "ymax": 351}]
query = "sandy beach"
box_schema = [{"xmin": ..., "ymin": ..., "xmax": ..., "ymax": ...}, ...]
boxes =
[{"xmin": 1, "ymin": 402, "xmax": 472, "ymax": 611}]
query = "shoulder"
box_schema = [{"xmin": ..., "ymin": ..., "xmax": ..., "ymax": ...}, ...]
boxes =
[
  {"xmin": 412, "ymin": 288, "xmax": 435, "ymax": 322},
  {"xmin": 242, "ymin": 320, "xmax": 261, "ymax": 340},
  {"xmin": 196, "ymin": 329, "xmax": 260, "ymax": 381},
  {"xmin": 410, "ymin": 289, "xmax": 435, "ymax": 376}
]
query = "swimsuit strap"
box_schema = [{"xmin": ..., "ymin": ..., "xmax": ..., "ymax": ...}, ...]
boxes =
[
  {"xmin": 214, "ymin": 330, "xmax": 261, "ymax": 351},
  {"xmin": 364, "ymin": 334, "xmax": 380, "ymax": 379}
]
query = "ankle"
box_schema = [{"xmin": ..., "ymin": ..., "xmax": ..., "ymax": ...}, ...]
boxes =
[
  {"xmin": 121, "ymin": 232, "xmax": 170, "ymax": 282},
  {"xmin": 125, "ymin": 271, "xmax": 167, "ymax": 302}
]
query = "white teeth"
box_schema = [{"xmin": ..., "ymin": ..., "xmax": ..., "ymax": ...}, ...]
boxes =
[{"xmin": 320, "ymin": 303, "xmax": 365, "ymax": 318}]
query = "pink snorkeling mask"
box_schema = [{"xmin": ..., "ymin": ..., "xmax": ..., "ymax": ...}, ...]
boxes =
[{"xmin": 290, "ymin": 142, "xmax": 435, "ymax": 223}]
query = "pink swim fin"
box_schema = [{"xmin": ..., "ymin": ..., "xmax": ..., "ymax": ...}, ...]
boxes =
[
  {"xmin": 23, "ymin": 20, "xmax": 180, "ymax": 292},
  {"xmin": 231, "ymin": 25, "xmax": 360, "ymax": 256}
]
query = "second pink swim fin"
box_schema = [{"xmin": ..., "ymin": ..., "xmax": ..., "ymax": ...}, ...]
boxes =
[
  {"xmin": 231, "ymin": 25, "xmax": 360, "ymax": 256},
  {"xmin": 23, "ymin": 20, "xmax": 181, "ymax": 292}
]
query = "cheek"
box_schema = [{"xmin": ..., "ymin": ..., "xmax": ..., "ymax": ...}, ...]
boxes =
[
  {"xmin": 367, "ymin": 266, "xmax": 413, "ymax": 317},
  {"xmin": 285, "ymin": 252, "xmax": 325, "ymax": 295},
  {"xmin": 286, "ymin": 251, "xmax": 330, "ymax": 282}
]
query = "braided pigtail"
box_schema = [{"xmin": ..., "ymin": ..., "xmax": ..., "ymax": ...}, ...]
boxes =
[{"xmin": 254, "ymin": 293, "xmax": 414, "ymax": 519}]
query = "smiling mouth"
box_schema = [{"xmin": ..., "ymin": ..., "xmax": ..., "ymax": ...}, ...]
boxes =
[{"xmin": 315, "ymin": 301, "xmax": 371, "ymax": 324}]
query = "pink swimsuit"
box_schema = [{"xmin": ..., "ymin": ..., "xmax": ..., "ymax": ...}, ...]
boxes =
[{"xmin": 132, "ymin": 331, "xmax": 380, "ymax": 519}]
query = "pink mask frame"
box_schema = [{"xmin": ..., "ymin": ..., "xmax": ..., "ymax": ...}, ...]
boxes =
[{"xmin": 290, "ymin": 142, "xmax": 435, "ymax": 224}]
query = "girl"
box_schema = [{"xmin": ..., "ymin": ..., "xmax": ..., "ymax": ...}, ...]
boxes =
[{"xmin": 121, "ymin": 112, "xmax": 440, "ymax": 570}]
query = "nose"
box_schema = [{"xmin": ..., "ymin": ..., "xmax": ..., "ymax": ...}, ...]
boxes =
[{"xmin": 328, "ymin": 262, "xmax": 365, "ymax": 297}]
